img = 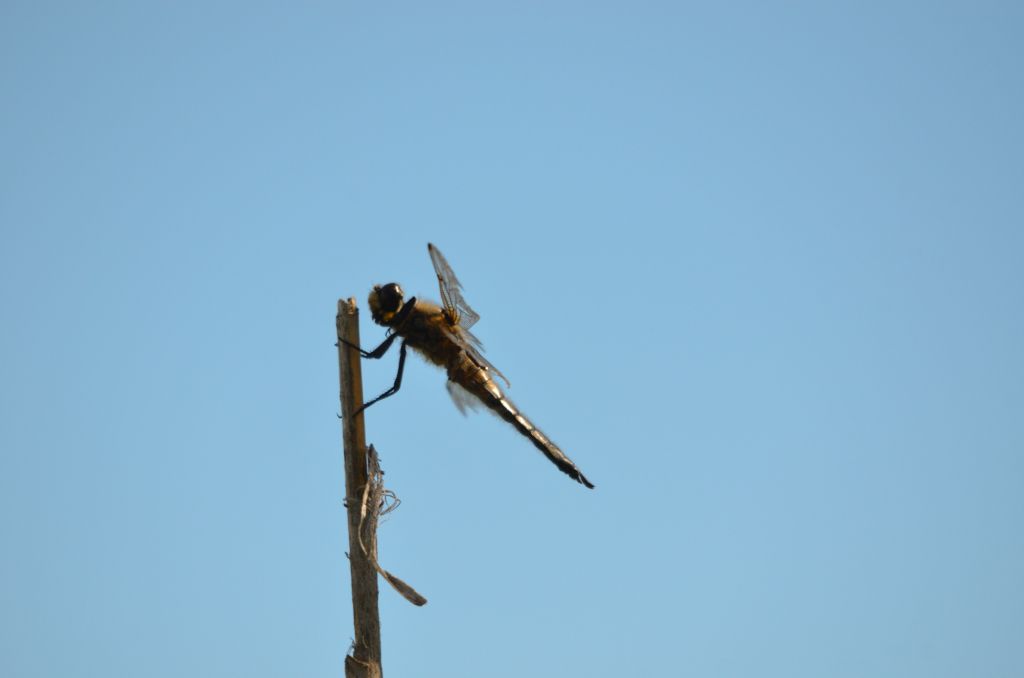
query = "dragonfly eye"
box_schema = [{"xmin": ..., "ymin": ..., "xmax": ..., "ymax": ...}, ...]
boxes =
[
  {"xmin": 377, "ymin": 283, "xmax": 404, "ymax": 312},
  {"xmin": 369, "ymin": 282, "xmax": 405, "ymax": 326}
]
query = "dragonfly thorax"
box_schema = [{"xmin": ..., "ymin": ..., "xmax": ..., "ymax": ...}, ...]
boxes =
[{"xmin": 369, "ymin": 282, "xmax": 405, "ymax": 326}]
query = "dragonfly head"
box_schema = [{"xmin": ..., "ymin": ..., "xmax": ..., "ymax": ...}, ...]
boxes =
[{"xmin": 368, "ymin": 283, "xmax": 405, "ymax": 326}]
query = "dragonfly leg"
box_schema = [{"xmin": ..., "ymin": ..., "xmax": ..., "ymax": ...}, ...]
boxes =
[
  {"xmin": 336, "ymin": 297, "xmax": 417, "ymax": 358},
  {"xmin": 354, "ymin": 338, "xmax": 409, "ymax": 415},
  {"xmin": 337, "ymin": 332, "xmax": 399, "ymax": 359}
]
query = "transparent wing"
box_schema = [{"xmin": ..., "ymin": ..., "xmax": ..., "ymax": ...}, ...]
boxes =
[
  {"xmin": 439, "ymin": 324, "xmax": 511, "ymax": 388},
  {"xmin": 428, "ymin": 243, "xmax": 512, "ymax": 387},
  {"xmin": 446, "ymin": 380, "xmax": 481, "ymax": 416},
  {"xmin": 428, "ymin": 243, "xmax": 480, "ymax": 331}
]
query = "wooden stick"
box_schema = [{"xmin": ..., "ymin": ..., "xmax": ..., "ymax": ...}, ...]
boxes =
[{"xmin": 336, "ymin": 298, "xmax": 383, "ymax": 678}]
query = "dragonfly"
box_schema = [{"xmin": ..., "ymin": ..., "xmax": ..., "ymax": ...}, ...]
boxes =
[{"xmin": 342, "ymin": 243, "xmax": 594, "ymax": 489}]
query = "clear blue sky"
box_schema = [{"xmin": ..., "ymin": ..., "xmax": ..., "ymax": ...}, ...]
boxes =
[{"xmin": 2, "ymin": 2, "xmax": 1022, "ymax": 677}]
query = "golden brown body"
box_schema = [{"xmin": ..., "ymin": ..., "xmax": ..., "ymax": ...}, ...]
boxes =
[{"xmin": 359, "ymin": 245, "xmax": 594, "ymax": 489}]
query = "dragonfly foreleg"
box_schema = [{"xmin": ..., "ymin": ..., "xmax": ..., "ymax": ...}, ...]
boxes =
[
  {"xmin": 337, "ymin": 331, "xmax": 399, "ymax": 359},
  {"xmin": 354, "ymin": 338, "xmax": 409, "ymax": 415}
]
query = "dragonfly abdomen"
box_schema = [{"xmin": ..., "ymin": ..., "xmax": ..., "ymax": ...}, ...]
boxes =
[{"xmin": 454, "ymin": 362, "xmax": 594, "ymax": 489}]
